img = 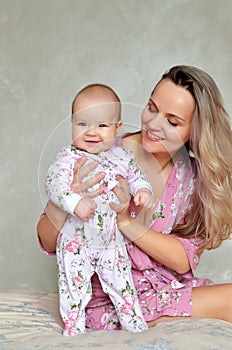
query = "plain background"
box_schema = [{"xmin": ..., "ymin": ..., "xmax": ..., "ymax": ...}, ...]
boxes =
[{"xmin": 0, "ymin": 0, "xmax": 231, "ymax": 290}]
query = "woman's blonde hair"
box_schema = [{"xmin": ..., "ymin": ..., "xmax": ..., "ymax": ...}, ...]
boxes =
[{"xmin": 158, "ymin": 65, "xmax": 232, "ymax": 249}]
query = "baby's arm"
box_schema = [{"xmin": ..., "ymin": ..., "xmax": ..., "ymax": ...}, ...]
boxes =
[
  {"xmin": 134, "ymin": 188, "xmax": 154, "ymax": 208},
  {"xmin": 45, "ymin": 146, "xmax": 83, "ymax": 215},
  {"xmin": 45, "ymin": 146, "xmax": 98, "ymax": 220}
]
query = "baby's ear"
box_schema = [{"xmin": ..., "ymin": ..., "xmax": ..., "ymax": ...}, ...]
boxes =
[{"xmin": 116, "ymin": 120, "xmax": 123, "ymax": 132}]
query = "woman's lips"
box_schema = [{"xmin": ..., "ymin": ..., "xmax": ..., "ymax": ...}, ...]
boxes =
[{"xmin": 146, "ymin": 130, "xmax": 165, "ymax": 142}]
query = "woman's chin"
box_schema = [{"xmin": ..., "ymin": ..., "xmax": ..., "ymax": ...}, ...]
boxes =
[{"xmin": 142, "ymin": 135, "xmax": 159, "ymax": 153}]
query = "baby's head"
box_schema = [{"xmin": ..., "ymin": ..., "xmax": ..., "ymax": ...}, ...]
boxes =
[{"xmin": 71, "ymin": 84, "xmax": 122, "ymax": 154}]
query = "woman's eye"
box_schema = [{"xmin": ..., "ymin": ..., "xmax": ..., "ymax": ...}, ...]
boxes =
[
  {"xmin": 148, "ymin": 105, "xmax": 157, "ymax": 114},
  {"xmin": 168, "ymin": 120, "xmax": 178, "ymax": 127}
]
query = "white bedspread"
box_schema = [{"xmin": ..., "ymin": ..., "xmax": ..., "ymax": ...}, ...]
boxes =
[{"xmin": 1, "ymin": 290, "xmax": 232, "ymax": 349}]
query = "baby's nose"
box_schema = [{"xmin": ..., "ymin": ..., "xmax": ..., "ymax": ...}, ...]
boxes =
[{"xmin": 86, "ymin": 126, "xmax": 97, "ymax": 135}]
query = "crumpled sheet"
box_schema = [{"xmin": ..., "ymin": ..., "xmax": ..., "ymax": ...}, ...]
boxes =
[{"xmin": 1, "ymin": 289, "xmax": 232, "ymax": 350}]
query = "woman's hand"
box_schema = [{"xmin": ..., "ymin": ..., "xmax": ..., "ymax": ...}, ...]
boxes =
[
  {"xmin": 71, "ymin": 157, "xmax": 106, "ymax": 198},
  {"xmin": 109, "ymin": 176, "xmax": 132, "ymax": 224}
]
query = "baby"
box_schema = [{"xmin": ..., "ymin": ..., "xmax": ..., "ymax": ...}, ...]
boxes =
[{"xmin": 45, "ymin": 84, "xmax": 153, "ymax": 335}]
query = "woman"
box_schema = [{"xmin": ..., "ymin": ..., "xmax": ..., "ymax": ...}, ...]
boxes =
[{"xmin": 38, "ymin": 65, "xmax": 232, "ymax": 329}]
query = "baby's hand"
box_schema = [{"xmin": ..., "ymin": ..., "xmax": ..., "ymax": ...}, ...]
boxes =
[
  {"xmin": 134, "ymin": 189, "xmax": 154, "ymax": 209},
  {"xmin": 74, "ymin": 198, "xmax": 97, "ymax": 221}
]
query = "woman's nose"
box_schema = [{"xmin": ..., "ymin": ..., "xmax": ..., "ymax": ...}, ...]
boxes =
[
  {"xmin": 148, "ymin": 113, "xmax": 163, "ymax": 129},
  {"xmin": 143, "ymin": 110, "xmax": 163, "ymax": 130}
]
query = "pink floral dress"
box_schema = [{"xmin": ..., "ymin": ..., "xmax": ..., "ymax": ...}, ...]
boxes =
[{"xmin": 82, "ymin": 154, "xmax": 213, "ymax": 330}]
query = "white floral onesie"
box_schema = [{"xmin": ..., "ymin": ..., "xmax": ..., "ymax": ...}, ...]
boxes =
[{"xmin": 45, "ymin": 144, "xmax": 151, "ymax": 335}]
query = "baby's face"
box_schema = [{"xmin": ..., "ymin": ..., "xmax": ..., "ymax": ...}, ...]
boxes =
[{"xmin": 72, "ymin": 95, "xmax": 122, "ymax": 154}]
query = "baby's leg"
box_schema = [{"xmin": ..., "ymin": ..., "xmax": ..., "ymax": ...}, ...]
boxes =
[
  {"xmin": 57, "ymin": 235, "xmax": 94, "ymax": 335},
  {"xmin": 97, "ymin": 245, "xmax": 148, "ymax": 332}
]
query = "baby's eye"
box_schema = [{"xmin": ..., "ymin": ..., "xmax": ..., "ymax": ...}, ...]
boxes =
[
  {"xmin": 98, "ymin": 123, "xmax": 108, "ymax": 128},
  {"xmin": 77, "ymin": 122, "xmax": 87, "ymax": 127}
]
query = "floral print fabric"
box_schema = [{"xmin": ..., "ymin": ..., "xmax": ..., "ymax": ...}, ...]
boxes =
[
  {"xmin": 41, "ymin": 145, "xmax": 214, "ymax": 331},
  {"xmin": 46, "ymin": 144, "xmax": 152, "ymax": 334},
  {"xmin": 84, "ymin": 155, "xmax": 213, "ymax": 330}
]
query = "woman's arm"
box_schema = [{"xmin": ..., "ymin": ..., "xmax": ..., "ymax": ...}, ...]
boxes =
[
  {"xmin": 118, "ymin": 216, "xmax": 190, "ymax": 274},
  {"xmin": 110, "ymin": 179, "xmax": 190, "ymax": 275},
  {"xmin": 37, "ymin": 200, "xmax": 67, "ymax": 253}
]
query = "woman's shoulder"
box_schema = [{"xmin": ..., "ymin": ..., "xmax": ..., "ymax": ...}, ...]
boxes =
[
  {"xmin": 171, "ymin": 152, "xmax": 197, "ymax": 189},
  {"xmin": 119, "ymin": 131, "xmax": 141, "ymax": 152},
  {"xmin": 174, "ymin": 148, "xmax": 197, "ymax": 171},
  {"xmin": 122, "ymin": 131, "xmax": 141, "ymax": 141}
]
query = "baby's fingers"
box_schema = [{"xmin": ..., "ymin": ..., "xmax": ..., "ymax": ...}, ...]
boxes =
[{"xmin": 133, "ymin": 193, "xmax": 140, "ymax": 206}]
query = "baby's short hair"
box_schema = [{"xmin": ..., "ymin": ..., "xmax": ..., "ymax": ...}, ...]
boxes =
[{"xmin": 72, "ymin": 83, "xmax": 121, "ymax": 115}]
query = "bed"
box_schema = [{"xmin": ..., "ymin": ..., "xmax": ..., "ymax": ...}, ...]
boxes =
[{"xmin": 1, "ymin": 289, "xmax": 232, "ymax": 350}]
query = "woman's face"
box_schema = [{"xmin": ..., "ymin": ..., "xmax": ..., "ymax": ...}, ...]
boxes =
[{"xmin": 141, "ymin": 79, "xmax": 196, "ymax": 157}]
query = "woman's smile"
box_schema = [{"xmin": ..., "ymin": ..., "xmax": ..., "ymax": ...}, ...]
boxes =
[{"xmin": 146, "ymin": 130, "xmax": 165, "ymax": 142}]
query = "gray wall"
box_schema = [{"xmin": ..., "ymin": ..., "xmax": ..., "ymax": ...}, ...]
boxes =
[{"xmin": 0, "ymin": 0, "xmax": 231, "ymax": 290}]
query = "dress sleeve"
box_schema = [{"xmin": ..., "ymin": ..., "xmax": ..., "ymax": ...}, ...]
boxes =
[
  {"xmin": 175, "ymin": 235, "xmax": 204, "ymax": 272},
  {"xmin": 126, "ymin": 151, "xmax": 153, "ymax": 196},
  {"xmin": 171, "ymin": 159, "xmax": 204, "ymax": 273}
]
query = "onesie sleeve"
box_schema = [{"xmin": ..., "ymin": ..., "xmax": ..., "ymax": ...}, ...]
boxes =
[
  {"xmin": 45, "ymin": 145, "xmax": 83, "ymax": 215},
  {"xmin": 172, "ymin": 160, "xmax": 204, "ymax": 273},
  {"xmin": 126, "ymin": 151, "xmax": 153, "ymax": 195}
]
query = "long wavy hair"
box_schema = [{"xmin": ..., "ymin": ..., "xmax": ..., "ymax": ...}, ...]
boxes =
[{"xmin": 156, "ymin": 65, "xmax": 232, "ymax": 249}]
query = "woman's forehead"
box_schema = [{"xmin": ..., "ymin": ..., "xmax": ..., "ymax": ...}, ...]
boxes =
[{"xmin": 151, "ymin": 80, "xmax": 196, "ymax": 121}]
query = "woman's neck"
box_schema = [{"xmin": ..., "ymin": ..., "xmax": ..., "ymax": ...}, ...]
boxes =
[
  {"xmin": 123, "ymin": 132, "xmax": 174, "ymax": 225},
  {"xmin": 129, "ymin": 132, "xmax": 173, "ymax": 172}
]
